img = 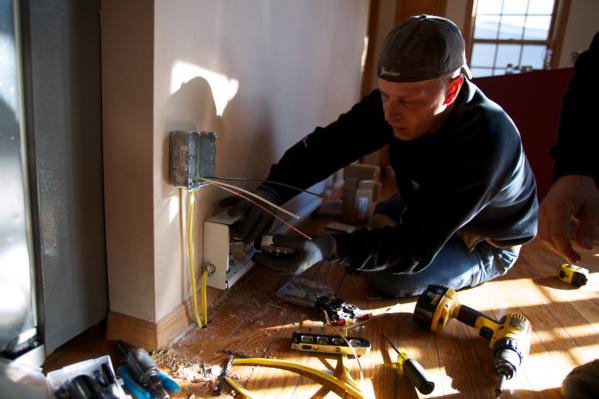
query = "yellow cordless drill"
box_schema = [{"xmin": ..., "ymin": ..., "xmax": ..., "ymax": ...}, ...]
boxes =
[{"xmin": 413, "ymin": 284, "xmax": 532, "ymax": 397}]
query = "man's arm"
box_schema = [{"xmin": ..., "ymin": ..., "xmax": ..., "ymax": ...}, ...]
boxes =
[
  {"xmin": 264, "ymin": 90, "xmax": 393, "ymax": 202},
  {"xmin": 540, "ymin": 32, "xmax": 599, "ymax": 262},
  {"xmin": 222, "ymin": 90, "xmax": 393, "ymax": 244}
]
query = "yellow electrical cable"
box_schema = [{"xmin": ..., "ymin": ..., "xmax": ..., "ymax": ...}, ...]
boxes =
[
  {"xmin": 187, "ymin": 190, "xmax": 203, "ymax": 330},
  {"xmin": 201, "ymin": 267, "xmax": 209, "ymax": 326},
  {"xmin": 224, "ymin": 376, "xmax": 260, "ymax": 399},
  {"xmin": 232, "ymin": 357, "xmax": 365, "ymax": 399}
]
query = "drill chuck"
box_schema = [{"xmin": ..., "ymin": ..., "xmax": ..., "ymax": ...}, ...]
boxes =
[
  {"xmin": 493, "ymin": 337, "xmax": 525, "ymax": 396},
  {"xmin": 494, "ymin": 348, "xmax": 519, "ymax": 397},
  {"xmin": 494, "ymin": 338, "xmax": 524, "ymax": 378}
]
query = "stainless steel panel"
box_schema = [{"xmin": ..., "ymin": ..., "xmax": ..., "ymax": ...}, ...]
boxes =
[
  {"xmin": 0, "ymin": 0, "xmax": 37, "ymax": 354},
  {"xmin": 24, "ymin": 0, "xmax": 107, "ymax": 352}
]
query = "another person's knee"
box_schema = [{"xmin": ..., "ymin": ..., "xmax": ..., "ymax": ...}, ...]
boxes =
[{"xmin": 562, "ymin": 360, "xmax": 599, "ymax": 399}]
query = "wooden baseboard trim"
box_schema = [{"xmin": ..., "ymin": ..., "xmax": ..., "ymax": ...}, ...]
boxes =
[
  {"xmin": 106, "ymin": 311, "xmax": 158, "ymax": 350},
  {"xmin": 107, "ymin": 286, "xmax": 222, "ymax": 351},
  {"xmin": 156, "ymin": 286, "xmax": 222, "ymax": 348}
]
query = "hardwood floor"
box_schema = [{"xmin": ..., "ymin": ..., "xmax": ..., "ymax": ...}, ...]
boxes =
[{"xmin": 43, "ymin": 210, "xmax": 599, "ymax": 398}]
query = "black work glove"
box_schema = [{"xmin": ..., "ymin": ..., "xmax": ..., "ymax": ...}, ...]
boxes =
[
  {"xmin": 252, "ymin": 235, "xmax": 336, "ymax": 275},
  {"xmin": 218, "ymin": 184, "xmax": 283, "ymax": 244}
]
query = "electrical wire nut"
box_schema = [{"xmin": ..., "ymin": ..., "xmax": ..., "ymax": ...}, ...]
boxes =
[{"xmin": 203, "ymin": 263, "xmax": 216, "ymax": 275}]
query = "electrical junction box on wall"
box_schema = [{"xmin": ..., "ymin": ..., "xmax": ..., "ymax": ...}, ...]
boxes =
[
  {"xmin": 169, "ymin": 131, "xmax": 216, "ymax": 191},
  {"xmin": 204, "ymin": 211, "xmax": 255, "ymax": 290}
]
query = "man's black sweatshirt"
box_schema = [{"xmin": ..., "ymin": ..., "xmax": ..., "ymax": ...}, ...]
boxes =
[
  {"xmin": 551, "ymin": 32, "xmax": 599, "ymax": 187},
  {"xmin": 265, "ymin": 79, "xmax": 538, "ymax": 274}
]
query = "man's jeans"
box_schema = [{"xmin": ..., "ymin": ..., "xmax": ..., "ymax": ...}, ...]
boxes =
[{"xmin": 366, "ymin": 194, "xmax": 520, "ymax": 298}]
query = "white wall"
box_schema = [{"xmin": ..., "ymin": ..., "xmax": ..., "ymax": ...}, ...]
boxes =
[
  {"xmin": 103, "ymin": 0, "xmax": 156, "ymax": 321},
  {"xmin": 148, "ymin": 0, "xmax": 369, "ymax": 321},
  {"xmin": 445, "ymin": 0, "xmax": 468, "ymax": 34},
  {"xmin": 559, "ymin": 0, "xmax": 599, "ymax": 67}
]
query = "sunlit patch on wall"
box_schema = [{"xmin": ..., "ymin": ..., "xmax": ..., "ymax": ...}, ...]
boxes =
[{"xmin": 171, "ymin": 60, "xmax": 239, "ymax": 116}]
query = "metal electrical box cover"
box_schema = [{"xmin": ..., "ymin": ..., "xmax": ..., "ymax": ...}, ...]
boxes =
[{"xmin": 169, "ymin": 131, "xmax": 216, "ymax": 190}]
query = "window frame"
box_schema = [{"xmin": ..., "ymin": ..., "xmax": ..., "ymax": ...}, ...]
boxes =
[{"xmin": 463, "ymin": 0, "xmax": 571, "ymax": 75}]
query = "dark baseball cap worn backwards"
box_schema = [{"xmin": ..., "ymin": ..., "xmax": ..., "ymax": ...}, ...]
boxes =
[{"xmin": 377, "ymin": 14, "xmax": 472, "ymax": 82}]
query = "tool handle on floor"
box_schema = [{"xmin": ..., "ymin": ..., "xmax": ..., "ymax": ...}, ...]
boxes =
[
  {"xmin": 213, "ymin": 355, "xmax": 234, "ymax": 396},
  {"xmin": 403, "ymin": 358, "xmax": 435, "ymax": 395}
]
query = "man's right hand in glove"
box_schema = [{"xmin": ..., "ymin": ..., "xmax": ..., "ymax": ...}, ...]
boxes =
[
  {"xmin": 252, "ymin": 235, "xmax": 336, "ymax": 275},
  {"xmin": 218, "ymin": 184, "xmax": 283, "ymax": 244}
]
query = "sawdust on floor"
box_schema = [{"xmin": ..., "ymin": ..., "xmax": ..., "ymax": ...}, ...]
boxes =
[{"xmin": 150, "ymin": 270, "xmax": 299, "ymax": 397}]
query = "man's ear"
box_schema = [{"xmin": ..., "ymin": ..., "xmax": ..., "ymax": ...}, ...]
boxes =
[{"xmin": 443, "ymin": 75, "xmax": 464, "ymax": 105}]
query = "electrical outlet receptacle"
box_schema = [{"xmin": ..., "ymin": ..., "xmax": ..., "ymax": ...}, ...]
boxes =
[
  {"xmin": 204, "ymin": 211, "xmax": 255, "ymax": 290},
  {"xmin": 169, "ymin": 130, "xmax": 216, "ymax": 190}
]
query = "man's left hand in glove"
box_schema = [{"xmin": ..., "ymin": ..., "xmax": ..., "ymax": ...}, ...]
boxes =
[{"xmin": 252, "ymin": 235, "xmax": 337, "ymax": 275}]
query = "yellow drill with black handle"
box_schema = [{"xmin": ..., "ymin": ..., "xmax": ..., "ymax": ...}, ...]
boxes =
[
  {"xmin": 413, "ymin": 284, "xmax": 532, "ymax": 397},
  {"xmin": 383, "ymin": 335, "xmax": 435, "ymax": 395}
]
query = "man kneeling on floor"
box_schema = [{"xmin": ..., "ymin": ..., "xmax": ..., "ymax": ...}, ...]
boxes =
[{"xmin": 221, "ymin": 15, "xmax": 538, "ymax": 298}]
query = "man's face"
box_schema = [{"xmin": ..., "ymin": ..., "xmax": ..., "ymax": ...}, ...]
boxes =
[{"xmin": 378, "ymin": 76, "xmax": 455, "ymax": 141}]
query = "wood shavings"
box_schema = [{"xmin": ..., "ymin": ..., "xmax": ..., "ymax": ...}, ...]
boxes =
[{"xmin": 152, "ymin": 345, "xmax": 219, "ymax": 384}]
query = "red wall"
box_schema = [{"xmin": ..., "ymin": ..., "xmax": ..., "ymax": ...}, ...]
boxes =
[{"xmin": 473, "ymin": 68, "xmax": 573, "ymax": 199}]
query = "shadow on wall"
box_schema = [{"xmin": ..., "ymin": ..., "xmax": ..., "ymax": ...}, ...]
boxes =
[
  {"xmin": 218, "ymin": 92, "xmax": 277, "ymax": 182},
  {"xmin": 160, "ymin": 76, "xmax": 224, "ymax": 186},
  {"xmin": 160, "ymin": 75, "xmax": 279, "ymax": 186}
]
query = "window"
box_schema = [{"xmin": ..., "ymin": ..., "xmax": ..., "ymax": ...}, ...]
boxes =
[{"xmin": 465, "ymin": 0, "xmax": 569, "ymax": 78}]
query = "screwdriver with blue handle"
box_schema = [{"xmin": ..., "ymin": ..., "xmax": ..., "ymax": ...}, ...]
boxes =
[{"xmin": 383, "ymin": 335, "xmax": 435, "ymax": 395}]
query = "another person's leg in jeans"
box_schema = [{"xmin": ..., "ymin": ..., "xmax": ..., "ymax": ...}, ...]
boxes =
[{"xmin": 367, "ymin": 194, "xmax": 520, "ymax": 298}]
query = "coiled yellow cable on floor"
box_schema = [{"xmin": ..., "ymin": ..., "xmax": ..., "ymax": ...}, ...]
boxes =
[
  {"xmin": 231, "ymin": 357, "xmax": 365, "ymax": 399},
  {"xmin": 224, "ymin": 376, "xmax": 260, "ymax": 399},
  {"xmin": 187, "ymin": 190, "xmax": 204, "ymax": 330}
]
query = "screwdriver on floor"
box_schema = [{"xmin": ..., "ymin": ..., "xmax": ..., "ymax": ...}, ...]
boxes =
[{"xmin": 383, "ymin": 334, "xmax": 435, "ymax": 395}]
